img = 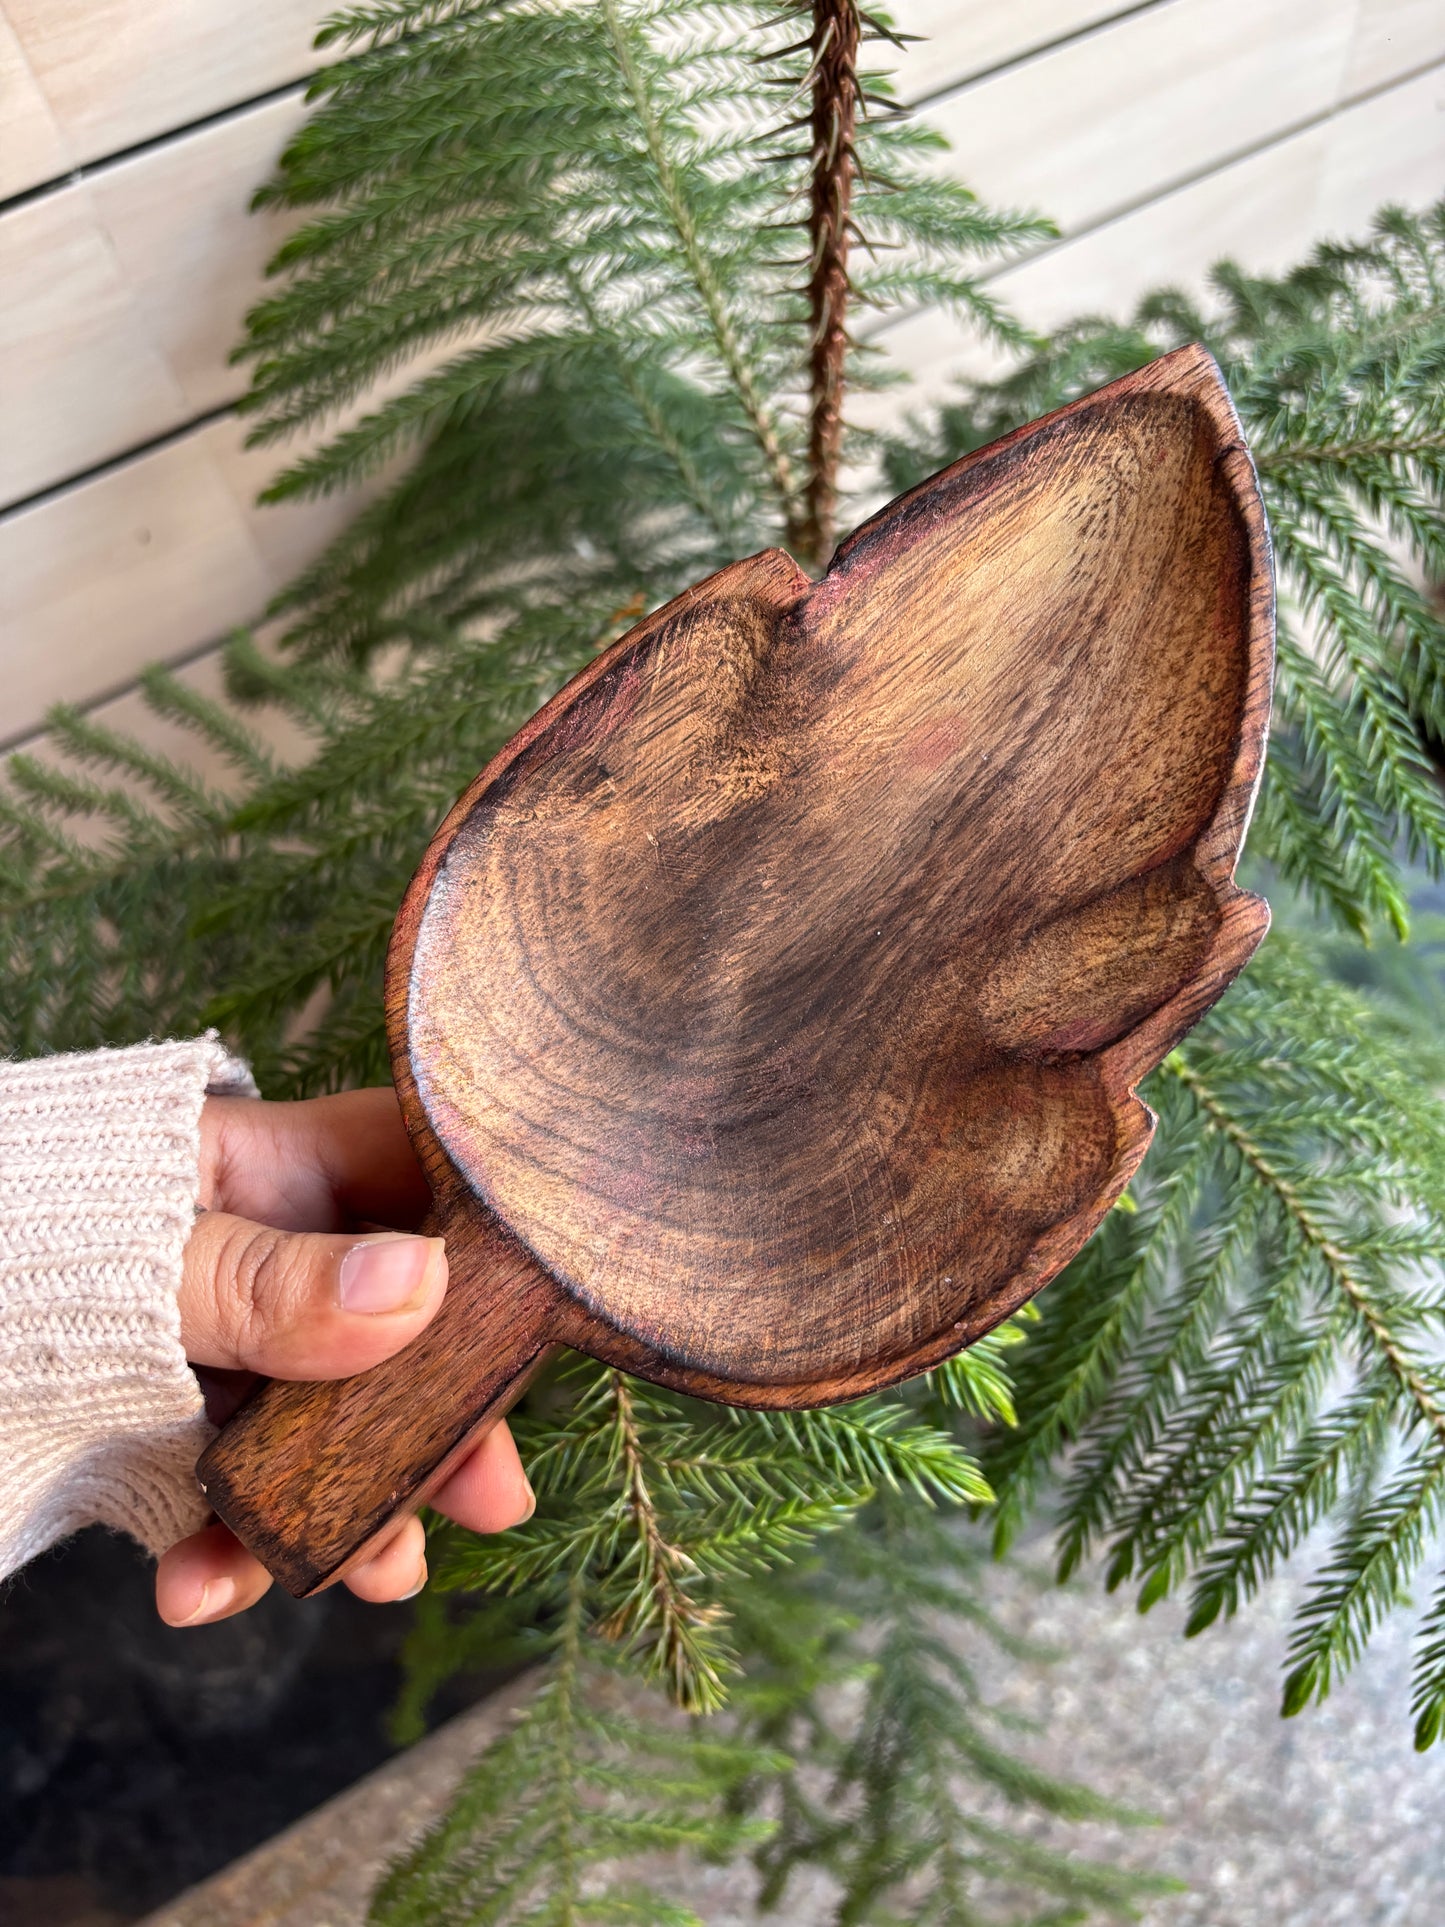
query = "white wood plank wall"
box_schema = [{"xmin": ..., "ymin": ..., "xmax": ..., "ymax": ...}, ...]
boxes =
[{"xmin": 3, "ymin": 0, "xmax": 1443, "ymax": 758}]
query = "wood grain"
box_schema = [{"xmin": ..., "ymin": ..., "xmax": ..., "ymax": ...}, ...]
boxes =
[
  {"xmin": 199, "ymin": 344, "xmax": 1274, "ymax": 1596},
  {"xmin": 1, "ymin": 422, "xmax": 273, "ymax": 742},
  {"xmin": 0, "ymin": 183, "xmax": 188, "ymax": 509},
  {"xmin": 890, "ymin": 0, "xmax": 1130, "ymax": 102},
  {"xmin": 1344, "ymin": 0, "xmax": 1445, "ymax": 94},
  {"xmin": 0, "ymin": 12, "xmax": 68, "ymax": 200},
  {"xmin": 86, "ymin": 93, "xmax": 309, "ymax": 418},
  {"xmin": 398, "ymin": 343, "xmax": 1271, "ymax": 1392}
]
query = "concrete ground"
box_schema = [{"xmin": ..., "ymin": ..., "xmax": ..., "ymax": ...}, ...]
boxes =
[
  {"xmin": 637, "ymin": 1551, "xmax": 1445, "ymax": 1926},
  {"xmin": 144, "ymin": 1546, "xmax": 1445, "ymax": 1927},
  {"xmin": 981, "ymin": 1554, "xmax": 1443, "ymax": 1927}
]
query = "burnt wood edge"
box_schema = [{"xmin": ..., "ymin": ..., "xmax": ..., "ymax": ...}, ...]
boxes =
[{"xmin": 385, "ymin": 342, "xmax": 1277, "ymax": 1412}]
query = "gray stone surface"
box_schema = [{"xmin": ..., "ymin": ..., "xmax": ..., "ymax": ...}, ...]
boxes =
[
  {"xmin": 143, "ymin": 1554, "xmax": 1445, "ymax": 1925},
  {"xmin": 637, "ymin": 1552, "xmax": 1445, "ymax": 1926},
  {"xmin": 977, "ymin": 1554, "xmax": 1444, "ymax": 1927}
]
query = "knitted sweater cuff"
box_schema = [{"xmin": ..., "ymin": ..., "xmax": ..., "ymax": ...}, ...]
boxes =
[{"xmin": 0, "ymin": 1036, "xmax": 256, "ymax": 1576}]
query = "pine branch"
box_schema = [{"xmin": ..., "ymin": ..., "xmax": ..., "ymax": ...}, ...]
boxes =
[
  {"xmin": 217, "ymin": 0, "xmax": 1042, "ymax": 661},
  {"xmin": 598, "ymin": 0, "xmax": 802, "ymax": 523},
  {"xmin": 794, "ymin": 0, "xmax": 861, "ymax": 567},
  {"xmin": 371, "ymin": 1570, "xmax": 776, "ymax": 1926},
  {"xmin": 564, "ymin": 269, "xmax": 739, "ymax": 546},
  {"xmin": 1411, "ymin": 1568, "xmax": 1445, "ymax": 1750},
  {"xmin": 595, "ymin": 1372, "xmax": 730, "ymax": 1713},
  {"xmin": 430, "ymin": 1358, "xmax": 991, "ymax": 1719},
  {"xmin": 1282, "ymin": 1448, "xmax": 1445, "ymax": 1718},
  {"xmin": 1258, "ymin": 428, "xmax": 1445, "ymax": 469},
  {"xmin": 982, "ymin": 930, "xmax": 1445, "ymax": 1740},
  {"xmin": 1167, "ymin": 1052, "xmax": 1445, "ymax": 1460},
  {"xmin": 987, "ymin": 1145, "xmax": 1209, "ymax": 1559},
  {"xmin": 734, "ymin": 1498, "xmax": 1178, "ymax": 1924}
]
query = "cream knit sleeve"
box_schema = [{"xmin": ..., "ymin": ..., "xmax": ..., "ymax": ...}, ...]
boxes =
[{"xmin": 0, "ymin": 1036, "xmax": 256, "ymax": 1577}]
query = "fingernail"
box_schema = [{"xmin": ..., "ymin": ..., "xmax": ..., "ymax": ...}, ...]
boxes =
[
  {"xmin": 520, "ymin": 1476, "xmax": 537, "ymax": 1522},
  {"xmin": 399, "ymin": 1560, "xmax": 428, "ymax": 1601},
  {"xmin": 339, "ymin": 1234, "xmax": 442, "ymax": 1315},
  {"xmin": 179, "ymin": 1576, "xmax": 236, "ymax": 1626}
]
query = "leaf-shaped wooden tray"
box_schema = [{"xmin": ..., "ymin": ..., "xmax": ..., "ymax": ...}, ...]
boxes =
[{"xmin": 199, "ymin": 344, "xmax": 1274, "ymax": 1594}]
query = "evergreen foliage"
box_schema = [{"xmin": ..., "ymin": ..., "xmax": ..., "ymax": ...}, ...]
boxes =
[
  {"xmin": 238, "ymin": 0, "xmax": 1045, "ymax": 644},
  {"xmin": 985, "ymin": 934, "xmax": 1445, "ymax": 1746},
  {"xmin": 370, "ymin": 1573, "xmax": 780, "ymax": 1926},
  {"xmin": 380, "ymin": 1496, "xmax": 1176, "ymax": 1926},
  {"xmin": 4, "ymin": 0, "xmax": 1445, "ymax": 1913},
  {"xmin": 425, "ymin": 1355, "xmax": 1000, "ymax": 1713},
  {"xmin": 732, "ymin": 1495, "xmax": 1179, "ymax": 1924}
]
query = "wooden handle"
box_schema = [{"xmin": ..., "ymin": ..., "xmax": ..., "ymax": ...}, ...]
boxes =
[{"xmin": 195, "ymin": 1204, "xmax": 563, "ymax": 1597}]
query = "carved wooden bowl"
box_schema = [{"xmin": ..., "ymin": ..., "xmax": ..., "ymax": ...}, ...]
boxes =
[{"xmin": 198, "ymin": 344, "xmax": 1274, "ymax": 1595}]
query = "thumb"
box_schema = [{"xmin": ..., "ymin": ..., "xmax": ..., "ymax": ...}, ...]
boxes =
[{"xmin": 179, "ymin": 1214, "xmax": 448, "ymax": 1379}]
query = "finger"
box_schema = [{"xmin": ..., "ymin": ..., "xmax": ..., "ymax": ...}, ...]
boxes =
[
  {"xmin": 180, "ymin": 1215, "xmax": 447, "ymax": 1378},
  {"xmin": 345, "ymin": 1513, "xmax": 429, "ymax": 1604},
  {"xmin": 200, "ymin": 1087, "xmax": 430, "ymax": 1231},
  {"xmin": 156, "ymin": 1521, "xmax": 274, "ymax": 1626},
  {"xmin": 431, "ymin": 1420, "xmax": 536, "ymax": 1535}
]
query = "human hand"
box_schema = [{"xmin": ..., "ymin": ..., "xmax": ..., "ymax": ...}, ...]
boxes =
[{"xmin": 155, "ymin": 1087, "xmax": 533, "ymax": 1627}]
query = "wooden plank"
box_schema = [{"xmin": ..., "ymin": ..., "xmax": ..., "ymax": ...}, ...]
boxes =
[
  {"xmin": 25, "ymin": 628, "xmax": 319, "ymax": 790},
  {"xmin": 1318, "ymin": 53, "xmax": 1445, "ymax": 226},
  {"xmin": 10, "ymin": 0, "xmax": 1438, "ymax": 509},
  {"xmin": 3, "ymin": 0, "xmax": 328, "ymax": 182},
  {"xmin": 87, "ymin": 92, "xmax": 308, "ymax": 415},
  {"xmin": 895, "ymin": 0, "xmax": 1445, "ymax": 108},
  {"xmin": 1345, "ymin": 0, "xmax": 1445, "ymax": 91},
  {"xmin": 6, "ymin": 0, "xmax": 1442, "ymax": 744},
  {"xmin": 0, "ymin": 422, "xmax": 271, "ymax": 744},
  {"xmin": 0, "ymin": 0, "xmax": 1122, "ymax": 195},
  {"xmin": 0, "ymin": 93, "xmax": 306, "ymax": 508},
  {"xmin": 0, "ymin": 11, "xmax": 69, "ymax": 199},
  {"xmin": 0, "ymin": 307, "xmax": 466, "ymax": 737},
  {"xmin": 996, "ymin": 54, "xmax": 1445, "ymax": 330},
  {"xmin": 889, "ymin": 0, "xmax": 1135, "ymax": 104},
  {"xmin": 869, "ymin": 58, "xmax": 1445, "ymax": 413},
  {"xmin": 0, "ymin": 184, "xmax": 189, "ymax": 508},
  {"xmin": 5, "ymin": 0, "xmax": 1431, "ymax": 199},
  {"xmin": 920, "ymin": 0, "xmax": 1361, "ymax": 237},
  {"xmin": 0, "ymin": 415, "xmax": 362, "ymax": 744},
  {"xmin": 214, "ymin": 419, "xmax": 375, "ymax": 591}
]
